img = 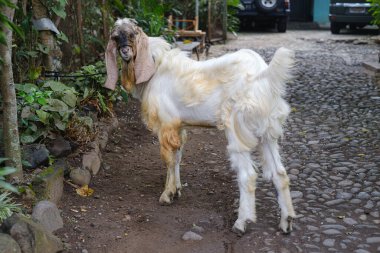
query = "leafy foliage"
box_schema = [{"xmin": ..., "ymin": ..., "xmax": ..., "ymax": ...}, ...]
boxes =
[
  {"xmin": 16, "ymin": 81, "xmax": 78, "ymax": 144},
  {"xmin": 0, "ymin": 192, "xmax": 21, "ymax": 223},
  {"xmin": 0, "ymin": 158, "xmax": 18, "ymax": 193},
  {"xmin": 368, "ymin": 0, "xmax": 380, "ymax": 25},
  {"xmin": 67, "ymin": 61, "xmax": 120, "ymax": 115}
]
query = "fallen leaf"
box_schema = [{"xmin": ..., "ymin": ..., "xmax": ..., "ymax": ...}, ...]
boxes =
[{"xmin": 76, "ymin": 185, "xmax": 94, "ymax": 197}]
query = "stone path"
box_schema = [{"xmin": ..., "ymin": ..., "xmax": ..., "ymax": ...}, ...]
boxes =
[{"xmin": 215, "ymin": 30, "xmax": 380, "ymax": 252}]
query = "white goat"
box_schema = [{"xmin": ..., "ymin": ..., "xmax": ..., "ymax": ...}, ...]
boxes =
[{"xmin": 104, "ymin": 18, "xmax": 296, "ymax": 234}]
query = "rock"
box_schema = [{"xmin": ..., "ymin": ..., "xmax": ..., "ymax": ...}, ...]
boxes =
[
  {"xmin": 82, "ymin": 152, "xmax": 101, "ymax": 175},
  {"xmin": 322, "ymin": 229, "xmax": 342, "ymax": 235},
  {"xmin": 1, "ymin": 214, "xmax": 63, "ymax": 253},
  {"xmin": 182, "ymin": 231, "xmax": 203, "ymax": 241},
  {"xmin": 343, "ymin": 217, "xmax": 358, "ymax": 226},
  {"xmin": 70, "ymin": 168, "xmax": 91, "ymax": 186},
  {"xmin": 291, "ymin": 191, "xmax": 303, "ymax": 199},
  {"xmin": 325, "ymin": 199, "xmax": 345, "ymax": 206},
  {"xmin": 32, "ymin": 201, "xmax": 63, "ymax": 233},
  {"xmin": 32, "ymin": 164, "xmax": 64, "ymax": 204},
  {"xmin": 96, "ymin": 131, "xmax": 109, "ymax": 150},
  {"xmin": 366, "ymin": 237, "xmax": 380, "ymax": 244},
  {"xmin": 0, "ymin": 233, "xmax": 21, "ymax": 253},
  {"xmin": 191, "ymin": 225, "xmax": 205, "ymax": 234},
  {"xmin": 47, "ymin": 136, "xmax": 72, "ymax": 158},
  {"xmin": 323, "ymin": 239, "xmax": 335, "ymax": 247},
  {"xmin": 22, "ymin": 144, "xmax": 49, "ymax": 169}
]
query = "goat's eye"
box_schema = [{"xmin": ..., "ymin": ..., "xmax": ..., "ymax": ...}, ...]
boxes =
[{"xmin": 112, "ymin": 35, "xmax": 119, "ymax": 42}]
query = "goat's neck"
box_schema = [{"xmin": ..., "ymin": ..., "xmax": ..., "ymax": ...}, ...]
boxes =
[{"xmin": 130, "ymin": 81, "xmax": 148, "ymax": 101}]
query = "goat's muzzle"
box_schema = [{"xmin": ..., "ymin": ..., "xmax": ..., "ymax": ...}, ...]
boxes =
[{"xmin": 119, "ymin": 46, "xmax": 133, "ymax": 62}]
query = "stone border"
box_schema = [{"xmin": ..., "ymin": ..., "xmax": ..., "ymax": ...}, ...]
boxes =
[
  {"xmin": 69, "ymin": 116, "xmax": 119, "ymax": 187},
  {"xmin": 363, "ymin": 61, "xmax": 380, "ymax": 88}
]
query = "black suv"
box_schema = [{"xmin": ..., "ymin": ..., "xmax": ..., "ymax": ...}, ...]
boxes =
[
  {"xmin": 237, "ymin": 0, "xmax": 290, "ymax": 32},
  {"xmin": 329, "ymin": 0, "xmax": 374, "ymax": 34}
]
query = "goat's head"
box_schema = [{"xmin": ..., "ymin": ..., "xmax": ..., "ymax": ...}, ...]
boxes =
[{"xmin": 104, "ymin": 18, "xmax": 155, "ymax": 92}]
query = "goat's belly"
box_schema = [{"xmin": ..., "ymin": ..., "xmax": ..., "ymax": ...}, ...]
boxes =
[{"xmin": 180, "ymin": 105, "xmax": 218, "ymax": 127}]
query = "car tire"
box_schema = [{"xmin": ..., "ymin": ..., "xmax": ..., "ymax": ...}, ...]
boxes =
[
  {"xmin": 254, "ymin": 0, "xmax": 279, "ymax": 13},
  {"xmin": 277, "ymin": 17, "xmax": 287, "ymax": 33},
  {"xmin": 330, "ymin": 22, "xmax": 341, "ymax": 34}
]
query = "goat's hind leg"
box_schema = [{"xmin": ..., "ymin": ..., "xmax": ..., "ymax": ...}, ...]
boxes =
[
  {"xmin": 174, "ymin": 130, "xmax": 187, "ymax": 198},
  {"xmin": 229, "ymin": 151, "xmax": 258, "ymax": 235},
  {"xmin": 261, "ymin": 138, "xmax": 295, "ymax": 233}
]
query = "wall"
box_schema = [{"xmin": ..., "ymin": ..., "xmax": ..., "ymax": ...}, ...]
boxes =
[{"xmin": 313, "ymin": 0, "xmax": 330, "ymax": 26}]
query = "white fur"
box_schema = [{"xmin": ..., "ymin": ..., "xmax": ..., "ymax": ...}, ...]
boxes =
[{"xmin": 129, "ymin": 35, "xmax": 296, "ymax": 234}]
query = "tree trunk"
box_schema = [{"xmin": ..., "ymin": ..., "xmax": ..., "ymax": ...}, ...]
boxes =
[
  {"xmin": 32, "ymin": 0, "xmax": 62, "ymax": 71},
  {"xmin": 100, "ymin": 0, "xmax": 110, "ymax": 42},
  {"xmin": 76, "ymin": 0, "xmax": 85, "ymax": 65},
  {"xmin": 0, "ymin": 0, "xmax": 23, "ymax": 180}
]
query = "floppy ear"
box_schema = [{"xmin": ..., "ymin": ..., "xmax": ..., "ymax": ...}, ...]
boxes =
[
  {"xmin": 134, "ymin": 29, "xmax": 155, "ymax": 84},
  {"xmin": 104, "ymin": 38, "xmax": 118, "ymax": 90}
]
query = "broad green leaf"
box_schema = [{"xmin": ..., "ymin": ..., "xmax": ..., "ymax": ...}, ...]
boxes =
[
  {"xmin": 20, "ymin": 134, "xmax": 37, "ymax": 144},
  {"xmin": 25, "ymin": 95, "xmax": 34, "ymax": 103},
  {"xmin": 83, "ymin": 87, "xmax": 89, "ymax": 99},
  {"xmin": 37, "ymin": 97, "xmax": 47, "ymax": 105},
  {"xmin": 54, "ymin": 118, "xmax": 66, "ymax": 131},
  {"xmin": 36, "ymin": 110, "xmax": 49, "ymax": 124},
  {"xmin": 42, "ymin": 99, "xmax": 68, "ymax": 112},
  {"xmin": 52, "ymin": 6, "xmax": 67, "ymax": 19},
  {"xmin": 57, "ymin": 31, "xmax": 68, "ymax": 43},
  {"xmin": 15, "ymin": 83, "xmax": 38, "ymax": 92},
  {"xmin": 28, "ymin": 123, "xmax": 37, "ymax": 132},
  {"xmin": 21, "ymin": 106, "xmax": 33, "ymax": 119},
  {"xmin": 43, "ymin": 80, "xmax": 70, "ymax": 92},
  {"xmin": 61, "ymin": 91, "xmax": 77, "ymax": 107}
]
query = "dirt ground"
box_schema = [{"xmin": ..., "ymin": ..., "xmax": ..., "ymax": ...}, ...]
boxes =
[{"xmin": 56, "ymin": 28, "xmax": 380, "ymax": 253}]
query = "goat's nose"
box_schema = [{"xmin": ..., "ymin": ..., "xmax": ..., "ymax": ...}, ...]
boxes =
[{"xmin": 121, "ymin": 48, "xmax": 129, "ymax": 55}]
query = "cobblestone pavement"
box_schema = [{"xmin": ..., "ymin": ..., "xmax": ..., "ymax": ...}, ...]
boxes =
[{"xmin": 211, "ymin": 30, "xmax": 380, "ymax": 252}]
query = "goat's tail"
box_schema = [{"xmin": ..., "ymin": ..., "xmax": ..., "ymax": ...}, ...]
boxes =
[{"xmin": 260, "ymin": 47, "xmax": 295, "ymax": 97}]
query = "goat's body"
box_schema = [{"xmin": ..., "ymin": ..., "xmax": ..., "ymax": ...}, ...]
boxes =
[
  {"xmin": 133, "ymin": 37, "xmax": 295, "ymax": 233},
  {"xmin": 106, "ymin": 23, "xmax": 295, "ymax": 234}
]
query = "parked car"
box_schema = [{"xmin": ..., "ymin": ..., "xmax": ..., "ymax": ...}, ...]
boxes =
[
  {"xmin": 329, "ymin": 0, "xmax": 374, "ymax": 34},
  {"xmin": 237, "ymin": 0, "xmax": 291, "ymax": 33}
]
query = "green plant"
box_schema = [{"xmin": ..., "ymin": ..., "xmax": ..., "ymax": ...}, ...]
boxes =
[
  {"xmin": 112, "ymin": 0, "xmax": 175, "ymax": 38},
  {"xmin": 67, "ymin": 61, "xmax": 120, "ymax": 115},
  {"xmin": 16, "ymin": 81, "xmax": 78, "ymax": 144},
  {"xmin": 368, "ymin": 0, "xmax": 380, "ymax": 25},
  {"xmin": 0, "ymin": 192, "xmax": 21, "ymax": 222},
  {"xmin": 227, "ymin": 0, "xmax": 243, "ymax": 33},
  {"xmin": 0, "ymin": 158, "xmax": 18, "ymax": 193}
]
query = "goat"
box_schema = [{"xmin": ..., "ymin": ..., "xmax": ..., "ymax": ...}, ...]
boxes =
[{"xmin": 104, "ymin": 18, "xmax": 296, "ymax": 235}]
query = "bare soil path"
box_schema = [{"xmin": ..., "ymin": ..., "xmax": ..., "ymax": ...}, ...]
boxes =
[{"xmin": 57, "ymin": 28, "xmax": 380, "ymax": 253}]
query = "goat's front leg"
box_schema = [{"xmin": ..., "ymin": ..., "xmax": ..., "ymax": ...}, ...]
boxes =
[
  {"xmin": 158, "ymin": 124, "xmax": 182, "ymax": 205},
  {"xmin": 261, "ymin": 138, "xmax": 296, "ymax": 233}
]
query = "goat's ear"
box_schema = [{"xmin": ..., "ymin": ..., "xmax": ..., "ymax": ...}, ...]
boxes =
[
  {"xmin": 134, "ymin": 29, "xmax": 155, "ymax": 84},
  {"xmin": 104, "ymin": 38, "xmax": 118, "ymax": 90}
]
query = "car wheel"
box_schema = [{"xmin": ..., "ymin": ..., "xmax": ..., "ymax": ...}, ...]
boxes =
[
  {"xmin": 254, "ymin": 0, "xmax": 279, "ymax": 13},
  {"xmin": 330, "ymin": 22, "xmax": 341, "ymax": 34},
  {"xmin": 277, "ymin": 17, "xmax": 287, "ymax": 33}
]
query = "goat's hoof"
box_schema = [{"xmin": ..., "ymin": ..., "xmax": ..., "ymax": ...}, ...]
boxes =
[
  {"xmin": 279, "ymin": 216, "xmax": 294, "ymax": 234},
  {"xmin": 175, "ymin": 188, "xmax": 182, "ymax": 198},
  {"xmin": 232, "ymin": 219, "xmax": 254, "ymax": 236},
  {"xmin": 159, "ymin": 192, "xmax": 173, "ymax": 205}
]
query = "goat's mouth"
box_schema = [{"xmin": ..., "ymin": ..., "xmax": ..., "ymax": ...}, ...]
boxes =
[{"xmin": 119, "ymin": 46, "xmax": 133, "ymax": 62}]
